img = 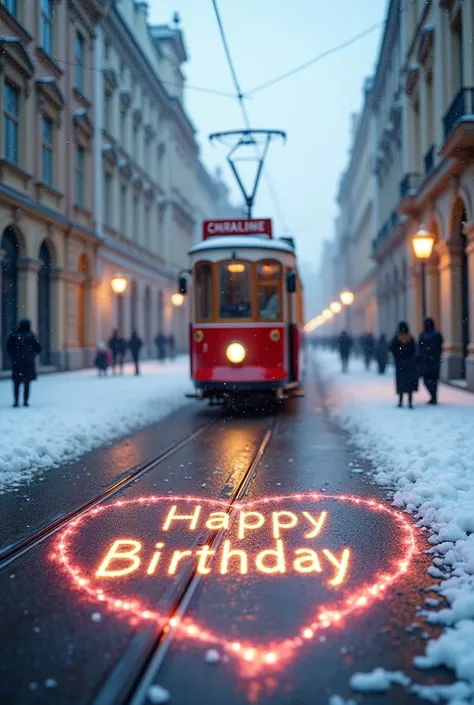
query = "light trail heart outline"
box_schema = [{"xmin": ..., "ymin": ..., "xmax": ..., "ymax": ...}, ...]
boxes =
[{"xmin": 54, "ymin": 493, "xmax": 416, "ymax": 671}]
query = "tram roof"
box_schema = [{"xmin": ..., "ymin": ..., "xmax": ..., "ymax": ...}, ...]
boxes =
[{"xmin": 188, "ymin": 236, "xmax": 295, "ymax": 255}]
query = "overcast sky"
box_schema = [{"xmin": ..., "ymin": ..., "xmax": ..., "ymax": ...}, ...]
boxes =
[{"xmin": 148, "ymin": 0, "xmax": 386, "ymax": 288}]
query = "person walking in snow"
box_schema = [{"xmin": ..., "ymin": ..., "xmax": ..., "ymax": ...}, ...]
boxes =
[
  {"xmin": 108, "ymin": 329, "xmax": 126, "ymax": 375},
  {"xmin": 361, "ymin": 332, "xmax": 375, "ymax": 370},
  {"xmin": 155, "ymin": 332, "xmax": 166, "ymax": 362},
  {"xmin": 389, "ymin": 321, "xmax": 418, "ymax": 408},
  {"xmin": 128, "ymin": 330, "xmax": 143, "ymax": 375},
  {"xmin": 5, "ymin": 318, "xmax": 42, "ymax": 407},
  {"xmin": 375, "ymin": 334, "xmax": 389, "ymax": 375},
  {"xmin": 337, "ymin": 330, "xmax": 353, "ymax": 373},
  {"xmin": 95, "ymin": 341, "xmax": 109, "ymax": 377},
  {"xmin": 418, "ymin": 317, "xmax": 443, "ymax": 405}
]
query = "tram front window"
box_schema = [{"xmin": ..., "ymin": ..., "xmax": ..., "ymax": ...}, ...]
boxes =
[
  {"xmin": 257, "ymin": 261, "xmax": 282, "ymax": 319},
  {"xmin": 219, "ymin": 261, "xmax": 252, "ymax": 319}
]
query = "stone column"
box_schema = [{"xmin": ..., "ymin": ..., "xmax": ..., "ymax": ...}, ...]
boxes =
[
  {"xmin": 17, "ymin": 258, "xmax": 40, "ymax": 329},
  {"xmin": 438, "ymin": 238, "xmax": 464, "ymax": 380},
  {"xmin": 408, "ymin": 262, "xmax": 423, "ymax": 337},
  {"xmin": 463, "ymin": 222, "xmax": 474, "ymax": 390},
  {"xmin": 50, "ymin": 266, "xmax": 66, "ymax": 368},
  {"xmin": 425, "ymin": 261, "xmax": 441, "ymax": 327}
]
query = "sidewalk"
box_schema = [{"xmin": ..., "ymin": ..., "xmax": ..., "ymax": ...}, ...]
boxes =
[
  {"xmin": 0, "ymin": 357, "xmax": 193, "ymax": 491},
  {"xmin": 316, "ymin": 351, "xmax": 474, "ymax": 704}
]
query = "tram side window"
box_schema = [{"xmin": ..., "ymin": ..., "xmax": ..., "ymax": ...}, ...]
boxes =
[
  {"xmin": 195, "ymin": 262, "xmax": 212, "ymax": 320},
  {"xmin": 257, "ymin": 261, "xmax": 282, "ymax": 320},
  {"xmin": 219, "ymin": 261, "xmax": 252, "ymax": 319}
]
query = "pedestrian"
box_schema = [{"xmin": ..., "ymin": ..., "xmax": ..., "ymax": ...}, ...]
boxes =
[
  {"xmin": 94, "ymin": 341, "xmax": 109, "ymax": 377},
  {"xmin": 361, "ymin": 332, "xmax": 375, "ymax": 370},
  {"xmin": 375, "ymin": 334, "xmax": 389, "ymax": 374},
  {"xmin": 128, "ymin": 330, "xmax": 143, "ymax": 375},
  {"xmin": 167, "ymin": 334, "xmax": 175, "ymax": 361},
  {"xmin": 418, "ymin": 317, "xmax": 443, "ymax": 405},
  {"xmin": 108, "ymin": 329, "xmax": 126, "ymax": 375},
  {"xmin": 337, "ymin": 330, "xmax": 353, "ymax": 373},
  {"xmin": 155, "ymin": 332, "xmax": 166, "ymax": 362},
  {"xmin": 5, "ymin": 318, "xmax": 42, "ymax": 408},
  {"xmin": 389, "ymin": 321, "xmax": 418, "ymax": 408}
]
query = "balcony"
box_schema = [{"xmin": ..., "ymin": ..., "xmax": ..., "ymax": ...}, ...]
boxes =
[
  {"xmin": 399, "ymin": 173, "xmax": 421, "ymax": 200},
  {"xmin": 441, "ymin": 87, "xmax": 474, "ymax": 158},
  {"xmin": 424, "ymin": 145, "xmax": 435, "ymax": 175},
  {"xmin": 372, "ymin": 211, "xmax": 400, "ymax": 253}
]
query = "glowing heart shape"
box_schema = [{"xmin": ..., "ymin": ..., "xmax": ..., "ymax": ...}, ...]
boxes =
[{"xmin": 54, "ymin": 493, "xmax": 416, "ymax": 671}]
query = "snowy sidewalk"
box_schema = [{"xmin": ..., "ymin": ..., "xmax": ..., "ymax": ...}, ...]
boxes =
[
  {"xmin": 0, "ymin": 357, "xmax": 193, "ymax": 491},
  {"xmin": 316, "ymin": 351, "xmax": 474, "ymax": 704}
]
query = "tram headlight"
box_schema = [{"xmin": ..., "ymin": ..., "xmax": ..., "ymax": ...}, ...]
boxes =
[{"xmin": 226, "ymin": 342, "xmax": 246, "ymax": 364}]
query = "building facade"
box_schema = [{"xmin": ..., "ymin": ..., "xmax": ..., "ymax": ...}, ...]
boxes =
[
  {"xmin": 325, "ymin": 0, "xmax": 474, "ymax": 390},
  {"xmin": 0, "ymin": 0, "xmax": 110, "ymax": 372},
  {"xmin": 0, "ymin": 0, "xmax": 243, "ymax": 371}
]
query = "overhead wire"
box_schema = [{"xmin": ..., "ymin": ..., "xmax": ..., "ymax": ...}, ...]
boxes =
[
  {"xmin": 211, "ymin": 0, "xmax": 290, "ymax": 234},
  {"xmin": 244, "ymin": 0, "xmax": 418, "ymax": 96}
]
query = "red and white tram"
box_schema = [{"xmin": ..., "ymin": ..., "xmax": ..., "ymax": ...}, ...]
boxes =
[{"xmin": 178, "ymin": 219, "xmax": 305, "ymax": 402}]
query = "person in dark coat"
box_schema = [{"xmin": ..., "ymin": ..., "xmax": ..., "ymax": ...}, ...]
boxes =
[
  {"xmin": 128, "ymin": 330, "xmax": 143, "ymax": 375},
  {"xmin": 375, "ymin": 334, "xmax": 389, "ymax": 375},
  {"xmin": 155, "ymin": 332, "xmax": 166, "ymax": 362},
  {"xmin": 389, "ymin": 321, "xmax": 418, "ymax": 408},
  {"xmin": 167, "ymin": 334, "xmax": 175, "ymax": 361},
  {"xmin": 5, "ymin": 318, "xmax": 42, "ymax": 407},
  {"xmin": 418, "ymin": 317, "xmax": 443, "ymax": 405},
  {"xmin": 337, "ymin": 330, "xmax": 353, "ymax": 373},
  {"xmin": 94, "ymin": 341, "xmax": 109, "ymax": 377},
  {"xmin": 361, "ymin": 332, "xmax": 375, "ymax": 370},
  {"xmin": 108, "ymin": 329, "xmax": 126, "ymax": 375}
]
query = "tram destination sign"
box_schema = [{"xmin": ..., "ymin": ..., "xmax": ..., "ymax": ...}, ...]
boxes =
[{"xmin": 203, "ymin": 218, "xmax": 273, "ymax": 239}]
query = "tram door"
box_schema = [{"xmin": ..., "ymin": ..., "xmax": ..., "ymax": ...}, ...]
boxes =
[{"xmin": 287, "ymin": 269, "xmax": 297, "ymax": 382}]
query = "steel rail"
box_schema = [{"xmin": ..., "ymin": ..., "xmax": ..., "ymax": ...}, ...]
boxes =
[
  {"xmin": 91, "ymin": 417, "xmax": 277, "ymax": 705},
  {"xmin": 0, "ymin": 417, "xmax": 218, "ymax": 571}
]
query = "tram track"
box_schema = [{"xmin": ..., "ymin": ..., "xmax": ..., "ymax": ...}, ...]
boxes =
[
  {"xmin": 0, "ymin": 416, "xmax": 219, "ymax": 571},
  {"xmin": 91, "ymin": 416, "xmax": 277, "ymax": 705}
]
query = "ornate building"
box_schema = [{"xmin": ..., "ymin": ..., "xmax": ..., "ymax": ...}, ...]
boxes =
[{"xmin": 0, "ymin": 0, "xmax": 243, "ymax": 371}]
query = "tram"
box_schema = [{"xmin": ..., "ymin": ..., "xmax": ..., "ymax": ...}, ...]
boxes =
[{"xmin": 178, "ymin": 218, "xmax": 304, "ymax": 402}]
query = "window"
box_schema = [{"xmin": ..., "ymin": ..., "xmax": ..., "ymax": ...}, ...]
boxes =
[
  {"xmin": 104, "ymin": 173, "xmax": 112, "ymax": 226},
  {"xmin": 256, "ymin": 260, "xmax": 282, "ymax": 320},
  {"xmin": 120, "ymin": 185, "xmax": 127, "ymax": 234},
  {"xmin": 144, "ymin": 204, "xmax": 150, "ymax": 248},
  {"xmin": 75, "ymin": 32, "xmax": 85, "ymax": 93},
  {"xmin": 41, "ymin": 115, "xmax": 53, "ymax": 186},
  {"xmin": 75, "ymin": 145, "xmax": 85, "ymax": 207},
  {"xmin": 104, "ymin": 91, "xmax": 111, "ymax": 132},
  {"xmin": 219, "ymin": 261, "xmax": 251, "ymax": 319},
  {"xmin": 132, "ymin": 127, "xmax": 138, "ymax": 159},
  {"xmin": 120, "ymin": 62, "xmax": 125, "ymax": 82},
  {"xmin": 195, "ymin": 262, "xmax": 212, "ymax": 320},
  {"xmin": 1, "ymin": 0, "xmax": 17, "ymax": 18},
  {"xmin": 144, "ymin": 134, "xmax": 150, "ymax": 171},
  {"xmin": 120, "ymin": 110, "xmax": 126, "ymax": 145},
  {"xmin": 133, "ymin": 196, "xmax": 139, "ymax": 240},
  {"xmin": 3, "ymin": 81, "xmax": 19, "ymax": 165},
  {"xmin": 41, "ymin": 0, "xmax": 53, "ymax": 55},
  {"xmin": 104, "ymin": 39, "xmax": 109, "ymax": 61}
]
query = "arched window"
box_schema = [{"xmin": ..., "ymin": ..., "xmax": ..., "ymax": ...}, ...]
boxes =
[
  {"xmin": 219, "ymin": 261, "xmax": 251, "ymax": 319},
  {"xmin": 195, "ymin": 261, "xmax": 212, "ymax": 321},
  {"xmin": 256, "ymin": 260, "xmax": 282, "ymax": 320},
  {"xmin": 144, "ymin": 285, "xmax": 151, "ymax": 352},
  {"xmin": 38, "ymin": 241, "xmax": 52, "ymax": 365},
  {"xmin": 1, "ymin": 227, "xmax": 19, "ymax": 370}
]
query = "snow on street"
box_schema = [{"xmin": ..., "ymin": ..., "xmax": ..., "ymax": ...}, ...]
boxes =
[
  {"xmin": 316, "ymin": 351, "xmax": 474, "ymax": 703},
  {"xmin": 0, "ymin": 358, "xmax": 192, "ymax": 490}
]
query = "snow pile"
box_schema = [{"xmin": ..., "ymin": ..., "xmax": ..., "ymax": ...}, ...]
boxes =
[
  {"xmin": 316, "ymin": 351, "xmax": 474, "ymax": 701},
  {"xmin": 349, "ymin": 667, "xmax": 410, "ymax": 692},
  {"xmin": 148, "ymin": 684, "xmax": 170, "ymax": 703},
  {"xmin": 0, "ymin": 358, "xmax": 192, "ymax": 489}
]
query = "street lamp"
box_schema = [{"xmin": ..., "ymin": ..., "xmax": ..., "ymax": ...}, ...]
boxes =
[
  {"xmin": 412, "ymin": 224, "xmax": 435, "ymax": 319},
  {"xmin": 330, "ymin": 301, "xmax": 342, "ymax": 314},
  {"xmin": 322, "ymin": 308, "xmax": 333, "ymax": 320},
  {"xmin": 111, "ymin": 273, "xmax": 128, "ymax": 295},
  {"xmin": 340, "ymin": 289, "xmax": 354, "ymax": 306},
  {"xmin": 171, "ymin": 292, "xmax": 185, "ymax": 307}
]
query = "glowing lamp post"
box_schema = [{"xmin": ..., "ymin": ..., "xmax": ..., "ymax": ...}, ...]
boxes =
[
  {"xmin": 322, "ymin": 308, "xmax": 333, "ymax": 321},
  {"xmin": 412, "ymin": 225, "xmax": 435, "ymax": 319},
  {"xmin": 171, "ymin": 292, "xmax": 185, "ymax": 307},
  {"xmin": 330, "ymin": 301, "xmax": 342, "ymax": 314},
  {"xmin": 340, "ymin": 289, "xmax": 354, "ymax": 306},
  {"xmin": 111, "ymin": 273, "xmax": 128, "ymax": 330}
]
